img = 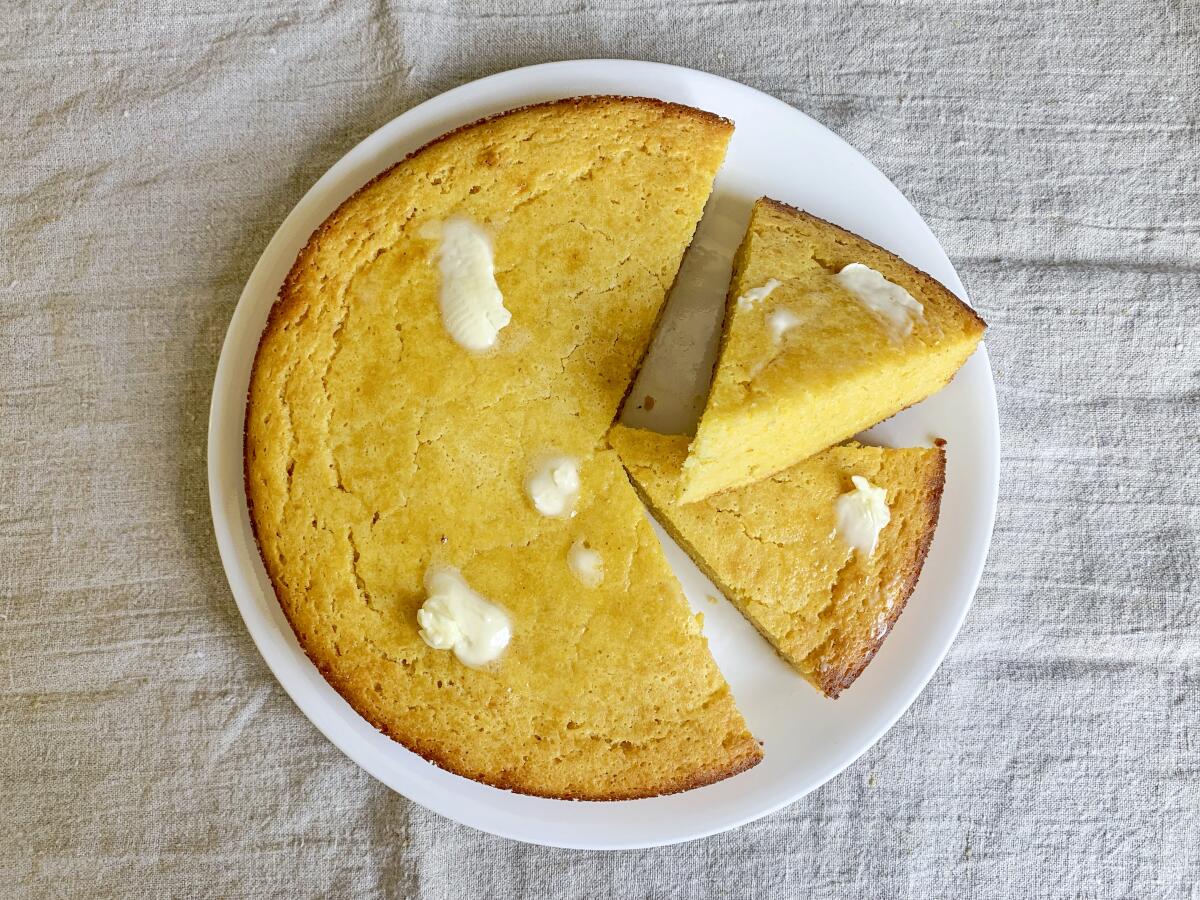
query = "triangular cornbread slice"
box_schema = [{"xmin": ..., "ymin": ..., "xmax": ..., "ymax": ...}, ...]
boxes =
[
  {"xmin": 246, "ymin": 98, "xmax": 761, "ymax": 798},
  {"xmin": 611, "ymin": 424, "xmax": 945, "ymax": 698},
  {"xmin": 679, "ymin": 198, "xmax": 985, "ymax": 503}
]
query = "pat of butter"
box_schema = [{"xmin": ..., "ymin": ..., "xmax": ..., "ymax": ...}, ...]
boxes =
[
  {"xmin": 835, "ymin": 475, "xmax": 890, "ymax": 556},
  {"xmin": 525, "ymin": 455, "xmax": 581, "ymax": 518},
  {"xmin": 417, "ymin": 566, "xmax": 512, "ymax": 667},
  {"xmin": 766, "ymin": 308, "xmax": 803, "ymax": 344},
  {"xmin": 736, "ymin": 278, "xmax": 782, "ymax": 311},
  {"xmin": 834, "ymin": 263, "xmax": 924, "ymax": 340},
  {"xmin": 435, "ymin": 216, "xmax": 511, "ymax": 351},
  {"xmin": 568, "ymin": 538, "xmax": 604, "ymax": 588}
]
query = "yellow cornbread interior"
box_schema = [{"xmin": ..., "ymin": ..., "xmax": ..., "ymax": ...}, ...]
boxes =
[
  {"xmin": 679, "ymin": 198, "xmax": 985, "ymax": 503},
  {"xmin": 611, "ymin": 425, "xmax": 945, "ymax": 698},
  {"xmin": 245, "ymin": 98, "xmax": 761, "ymax": 799}
]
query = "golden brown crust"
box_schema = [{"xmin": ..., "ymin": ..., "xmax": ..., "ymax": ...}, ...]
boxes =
[
  {"xmin": 242, "ymin": 96, "xmax": 756, "ymax": 800},
  {"xmin": 817, "ymin": 447, "xmax": 946, "ymax": 698}
]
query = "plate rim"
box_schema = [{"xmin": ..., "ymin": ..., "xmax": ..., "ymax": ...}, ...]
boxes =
[{"xmin": 207, "ymin": 58, "xmax": 999, "ymax": 849}]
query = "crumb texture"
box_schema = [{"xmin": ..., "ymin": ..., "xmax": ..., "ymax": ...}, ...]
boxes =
[
  {"xmin": 245, "ymin": 97, "xmax": 762, "ymax": 799},
  {"xmin": 610, "ymin": 425, "xmax": 945, "ymax": 698},
  {"xmin": 680, "ymin": 197, "xmax": 985, "ymax": 502}
]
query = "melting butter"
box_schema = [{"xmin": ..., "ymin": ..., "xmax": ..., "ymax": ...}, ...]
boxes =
[
  {"xmin": 766, "ymin": 308, "xmax": 803, "ymax": 344},
  {"xmin": 417, "ymin": 566, "xmax": 512, "ymax": 667},
  {"xmin": 525, "ymin": 455, "xmax": 581, "ymax": 518},
  {"xmin": 435, "ymin": 216, "xmax": 511, "ymax": 351},
  {"xmin": 736, "ymin": 278, "xmax": 782, "ymax": 311},
  {"xmin": 835, "ymin": 263, "xmax": 923, "ymax": 340},
  {"xmin": 568, "ymin": 538, "xmax": 604, "ymax": 588},
  {"xmin": 834, "ymin": 475, "xmax": 890, "ymax": 556}
]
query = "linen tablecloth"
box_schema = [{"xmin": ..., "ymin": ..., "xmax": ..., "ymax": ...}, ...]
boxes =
[{"xmin": 2, "ymin": 2, "xmax": 1197, "ymax": 896}]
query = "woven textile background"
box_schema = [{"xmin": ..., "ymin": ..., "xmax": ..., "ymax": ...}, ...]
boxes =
[{"xmin": 2, "ymin": 1, "xmax": 1197, "ymax": 896}]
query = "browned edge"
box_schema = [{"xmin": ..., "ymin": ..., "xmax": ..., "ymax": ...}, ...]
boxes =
[
  {"xmin": 818, "ymin": 446, "xmax": 948, "ymax": 698},
  {"xmin": 286, "ymin": 623, "xmax": 762, "ymax": 801}
]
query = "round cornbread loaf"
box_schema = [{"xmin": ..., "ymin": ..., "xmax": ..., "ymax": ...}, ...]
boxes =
[{"xmin": 244, "ymin": 97, "xmax": 761, "ymax": 799}]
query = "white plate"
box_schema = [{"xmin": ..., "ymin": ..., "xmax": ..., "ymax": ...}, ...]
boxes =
[{"xmin": 208, "ymin": 60, "xmax": 998, "ymax": 849}]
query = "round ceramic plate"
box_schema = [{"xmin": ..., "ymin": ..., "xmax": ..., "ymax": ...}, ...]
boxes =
[{"xmin": 208, "ymin": 60, "xmax": 998, "ymax": 849}]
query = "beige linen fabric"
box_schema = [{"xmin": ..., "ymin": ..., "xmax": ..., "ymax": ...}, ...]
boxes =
[{"xmin": 1, "ymin": 1, "xmax": 1196, "ymax": 896}]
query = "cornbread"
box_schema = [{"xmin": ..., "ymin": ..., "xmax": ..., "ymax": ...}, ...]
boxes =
[
  {"xmin": 610, "ymin": 425, "xmax": 945, "ymax": 698},
  {"xmin": 245, "ymin": 97, "xmax": 763, "ymax": 798},
  {"xmin": 679, "ymin": 197, "xmax": 985, "ymax": 502}
]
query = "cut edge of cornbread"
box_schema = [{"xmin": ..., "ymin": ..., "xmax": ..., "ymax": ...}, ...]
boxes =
[{"xmin": 678, "ymin": 197, "xmax": 984, "ymax": 504}]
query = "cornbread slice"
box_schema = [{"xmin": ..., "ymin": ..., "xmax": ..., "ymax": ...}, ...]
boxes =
[
  {"xmin": 611, "ymin": 425, "xmax": 945, "ymax": 698},
  {"xmin": 679, "ymin": 198, "xmax": 985, "ymax": 502},
  {"xmin": 245, "ymin": 97, "xmax": 762, "ymax": 798}
]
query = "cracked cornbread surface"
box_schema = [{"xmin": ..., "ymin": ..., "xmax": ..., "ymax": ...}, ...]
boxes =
[
  {"xmin": 680, "ymin": 198, "xmax": 985, "ymax": 503},
  {"xmin": 610, "ymin": 425, "xmax": 945, "ymax": 698},
  {"xmin": 244, "ymin": 97, "xmax": 763, "ymax": 799}
]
